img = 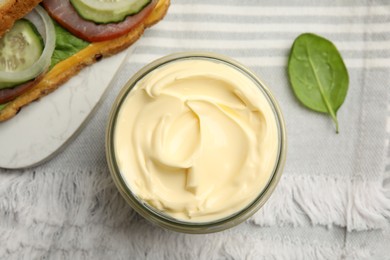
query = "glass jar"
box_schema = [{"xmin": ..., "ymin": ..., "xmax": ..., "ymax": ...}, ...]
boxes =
[{"xmin": 106, "ymin": 52, "xmax": 287, "ymax": 234}]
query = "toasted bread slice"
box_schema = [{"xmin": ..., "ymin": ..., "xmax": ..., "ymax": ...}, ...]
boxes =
[
  {"xmin": 0, "ymin": 0, "xmax": 43, "ymax": 37},
  {"xmin": 0, "ymin": 0, "xmax": 169, "ymax": 122}
]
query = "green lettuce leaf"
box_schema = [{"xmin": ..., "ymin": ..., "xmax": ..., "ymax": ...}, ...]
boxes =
[
  {"xmin": 0, "ymin": 103, "xmax": 8, "ymax": 111},
  {"xmin": 49, "ymin": 21, "xmax": 89, "ymax": 69}
]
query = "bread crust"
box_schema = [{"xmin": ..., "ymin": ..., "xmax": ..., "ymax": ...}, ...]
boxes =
[
  {"xmin": 0, "ymin": 0, "xmax": 170, "ymax": 122},
  {"xmin": 0, "ymin": 0, "xmax": 43, "ymax": 37}
]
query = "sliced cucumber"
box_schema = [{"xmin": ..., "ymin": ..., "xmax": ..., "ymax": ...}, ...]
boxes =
[
  {"xmin": 70, "ymin": 0, "xmax": 151, "ymax": 24},
  {"xmin": 0, "ymin": 19, "xmax": 44, "ymax": 89}
]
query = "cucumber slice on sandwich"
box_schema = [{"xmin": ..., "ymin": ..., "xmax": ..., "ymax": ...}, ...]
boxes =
[
  {"xmin": 0, "ymin": 20, "xmax": 43, "ymax": 88},
  {"xmin": 0, "ymin": 6, "xmax": 55, "ymax": 89},
  {"xmin": 70, "ymin": 0, "xmax": 151, "ymax": 24}
]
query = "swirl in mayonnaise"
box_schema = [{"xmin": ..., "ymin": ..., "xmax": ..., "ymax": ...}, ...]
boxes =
[{"xmin": 114, "ymin": 58, "xmax": 279, "ymax": 222}]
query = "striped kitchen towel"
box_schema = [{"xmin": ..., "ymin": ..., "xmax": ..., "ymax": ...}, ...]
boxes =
[{"xmin": 126, "ymin": 0, "xmax": 390, "ymax": 231}]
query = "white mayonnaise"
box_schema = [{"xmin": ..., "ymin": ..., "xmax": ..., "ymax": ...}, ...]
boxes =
[{"xmin": 114, "ymin": 58, "xmax": 279, "ymax": 222}]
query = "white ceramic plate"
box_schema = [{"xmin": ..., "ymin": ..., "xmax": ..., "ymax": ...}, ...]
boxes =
[{"xmin": 0, "ymin": 47, "xmax": 133, "ymax": 169}]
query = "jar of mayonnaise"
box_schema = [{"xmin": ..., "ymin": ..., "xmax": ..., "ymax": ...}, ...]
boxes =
[{"xmin": 106, "ymin": 52, "xmax": 286, "ymax": 233}]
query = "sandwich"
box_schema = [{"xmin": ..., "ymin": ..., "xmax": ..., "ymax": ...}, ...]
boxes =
[{"xmin": 0, "ymin": 0, "xmax": 169, "ymax": 122}]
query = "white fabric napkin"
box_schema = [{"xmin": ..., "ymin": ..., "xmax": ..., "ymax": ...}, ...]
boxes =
[{"xmin": 0, "ymin": 0, "xmax": 389, "ymax": 259}]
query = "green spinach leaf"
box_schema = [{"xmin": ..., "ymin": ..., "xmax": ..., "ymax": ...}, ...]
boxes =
[{"xmin": 288, "ymin": 33, "xmax": 349, "ymax": 133}]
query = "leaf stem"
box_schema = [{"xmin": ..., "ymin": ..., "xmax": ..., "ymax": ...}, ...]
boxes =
[{"xmin": 307, "ymin": 48, "xmax": 339, "ymax": 133}]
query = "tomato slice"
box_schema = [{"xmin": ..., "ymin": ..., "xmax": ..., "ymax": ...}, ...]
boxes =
[{"xmin": 41, "ymin": 0, "xmax": 157, "ymax": 42}]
